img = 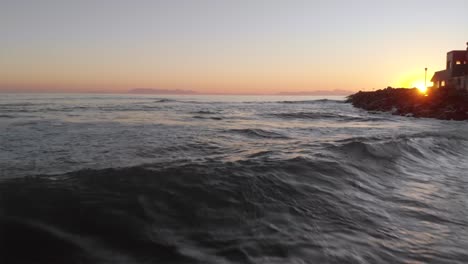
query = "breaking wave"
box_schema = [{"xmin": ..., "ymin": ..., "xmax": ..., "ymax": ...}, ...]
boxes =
[
  {"xmin": 271, "ymin": 112, "xmax": 374, "ymax": 122},
  {"xmin": 278, "ymin": 99, "xmax": 345, "ymax": 104},
  {"xmin": 192, "ymin": 115, "xmax": 223, "ymax": 120},
  {"xmin": 227, "ymin": 128, "xmax": 290, "ymax": 139},
  {"xmin": 153, "ymin": 98, "xmax": 176, "ymax": 103}
]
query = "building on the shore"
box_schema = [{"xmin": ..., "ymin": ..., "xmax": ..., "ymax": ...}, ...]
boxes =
[{"xmin": 431, "ymin": 43, "xmax": 468, "ymax": 91}]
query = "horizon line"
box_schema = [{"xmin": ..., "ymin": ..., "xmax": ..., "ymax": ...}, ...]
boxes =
[{"xmin": 0, "ymin": 88, "xmax": 356, "ymax": 96}]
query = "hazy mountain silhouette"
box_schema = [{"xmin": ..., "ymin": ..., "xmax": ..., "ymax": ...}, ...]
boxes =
[
  {"xmin": 128, "ymin": 88, "xmax": 198, "ymax": 95},
  {"xmin": 276, "ymin": 89, "xmax": 353, "ymax": 96}
]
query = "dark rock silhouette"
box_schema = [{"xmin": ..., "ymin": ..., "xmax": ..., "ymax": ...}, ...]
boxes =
[{"xmin": 347, "ymin": 87, "xmax": 468, "ymax": 121}]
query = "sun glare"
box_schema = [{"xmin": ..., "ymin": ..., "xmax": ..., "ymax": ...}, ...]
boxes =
[{"xmin": 412, "ymin": 81, "xmax": 428, "ymax": 94}]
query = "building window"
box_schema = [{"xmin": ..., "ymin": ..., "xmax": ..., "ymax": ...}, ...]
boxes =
[
  {"xmin": 441, "ymin": 81, "xmax": 446, "ymax": 87},
  {"xmin": 456, "ymin": 61, "xmax": 461, "ymax": 65}
]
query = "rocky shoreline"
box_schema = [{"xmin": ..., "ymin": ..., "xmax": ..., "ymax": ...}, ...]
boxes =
[{"xmin": 347, "ymin": 87, "xmax": 468, "ymax": 121}]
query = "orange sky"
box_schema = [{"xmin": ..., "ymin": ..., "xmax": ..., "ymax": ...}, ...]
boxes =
[{"xmin": 1, "ymin": 1, "xmax": 467, "ymax": 94}]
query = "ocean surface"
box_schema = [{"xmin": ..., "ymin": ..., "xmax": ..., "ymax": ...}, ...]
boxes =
[{"xmin": 1, "ymin": 93, "xmax": 468, "ymax": 264}]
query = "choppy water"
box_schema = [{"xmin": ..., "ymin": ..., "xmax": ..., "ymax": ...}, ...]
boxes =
[{"xmin": 1, "ymin": 93, "xmax": 468, "ymax": 264}]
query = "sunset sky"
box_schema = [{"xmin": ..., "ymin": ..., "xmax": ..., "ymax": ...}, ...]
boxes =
[{"xmin": 1, "ymin": 0, "xmax": 467, "ymax": 94}]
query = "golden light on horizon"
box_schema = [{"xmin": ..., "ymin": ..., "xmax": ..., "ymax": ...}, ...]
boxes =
[
  {"xmin": 413, "ymin": 81, "xmax": 427, "ymax": 93},
  {"xmin": 412, "ymin": 80, "xmax": 431, "ymax": 94}
]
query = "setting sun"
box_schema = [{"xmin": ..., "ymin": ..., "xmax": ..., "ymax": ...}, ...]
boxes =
[{"xmin": 412, "ymin": 80, "xmax": 430, "ymax": 94}]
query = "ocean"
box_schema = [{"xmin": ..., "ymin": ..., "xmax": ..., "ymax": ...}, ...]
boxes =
[{"xmin": 1, "ymin": 93, "xmax": 468, "ymax": 263}]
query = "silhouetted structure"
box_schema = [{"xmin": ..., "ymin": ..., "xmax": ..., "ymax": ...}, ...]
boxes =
[{"xmin": 431, "ymin": 43, "xmax": 468, "ymax": 90}]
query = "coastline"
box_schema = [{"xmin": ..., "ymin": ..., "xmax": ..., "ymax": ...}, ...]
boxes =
[{"xmin": 347, "ymin": 87, "xmax": 468, "ymax": 121}]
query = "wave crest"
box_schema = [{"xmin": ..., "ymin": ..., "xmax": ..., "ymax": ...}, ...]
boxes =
[{"xmin": 228, "ymin": 128, "xmax": 290, "ymax": 139}]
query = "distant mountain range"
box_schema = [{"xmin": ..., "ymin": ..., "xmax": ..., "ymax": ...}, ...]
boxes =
[
  {"xmin": 128, "ymin": 88, "xmax": 198, "ymax": 94},
  {"xmin": 276, "ymin": 89, "xmax": 353, "ymax": 96},
  {"xmin": 128, "ymin": 88, "xmax": 353, "ymax": 95}
]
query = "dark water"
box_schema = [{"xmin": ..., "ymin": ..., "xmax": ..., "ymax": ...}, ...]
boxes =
[{"xmin": 1, "ymin": 94, "xmax": 468, "ymax": 263}]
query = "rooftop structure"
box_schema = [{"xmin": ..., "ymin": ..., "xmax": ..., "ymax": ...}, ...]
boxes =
[{"xmin": 431, "ymin": 43, "xmax": 468, "ymax": 91}]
